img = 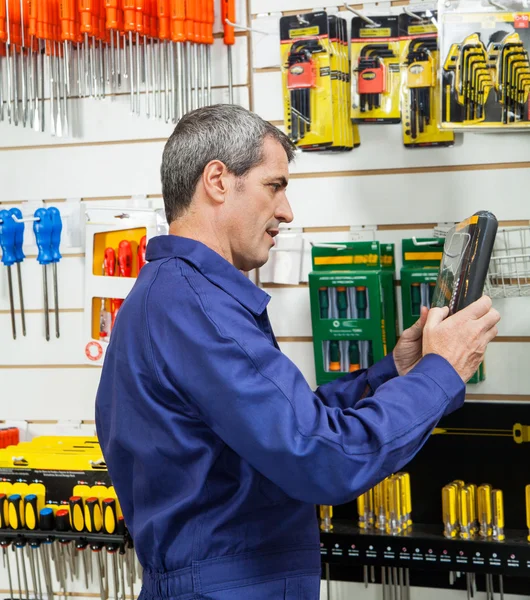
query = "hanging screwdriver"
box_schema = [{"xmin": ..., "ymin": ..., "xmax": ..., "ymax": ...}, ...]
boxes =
[
  {"xmin": 9, "ymin": 208, "xmax": 26, "ymax": 336},
  {"xmin": 33, "ymin": 208, "xmax": 53, "ymax": 341},
  {"xmin": 85, "ymin": 497, "xmax": 103, "ymax": 533},
  {"xmin": 221, "ymin": 0, "xmax": 234, "ymax": 103},
  {"xmin": 103, "ymin": 498, "xmax": 117, "ymax": 534},
  {"xmin": 0, "ymin": 209, "xmax": 18, "ymax": 339},
  {"xmin": 69, "ymin": 495, "xmax": 85, "ymax": 532},
  {"xmin": 48, "ymin": 207, "xmax": 62, "ymax": 338}
]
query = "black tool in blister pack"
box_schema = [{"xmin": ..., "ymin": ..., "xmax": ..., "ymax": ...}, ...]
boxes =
[
  {"xmin": 286, "ymin": 39, "xmax": 322, "ymax": 142},
  {"xmin": 357, "ymin": 44, "xmax": 396, "ymax": 113},
  {"xmin": 405, "ymin": 37, "xmax": 437, "ymax": 139},
  {"xmin": 431, "ymin": 211, "xmax": 498, "ymax": 314}
]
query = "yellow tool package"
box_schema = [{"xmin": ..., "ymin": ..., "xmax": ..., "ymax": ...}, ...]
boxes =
[
  {"xmin": 350, "ymin": 15, "xmax": 401, "ymax": 123},
  {"xmin": 279, "ymin": 12, "xmax": 359, "ymax": 151},
  {"xmin": 399, "ymin": 11, "xmax": 455, "ymax": 147},
  {"xmin": 439, "ymin": 0, "xmax": 530, "ymax": 129}
]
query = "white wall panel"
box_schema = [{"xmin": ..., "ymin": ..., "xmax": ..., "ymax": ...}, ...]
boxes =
[
  {"xmin": 279, "ymin": 338, "xmax": 530, "ymax": 397},
  {"xmin": 1, "ymin": 368, "xmax": 101, "ymax": 420},
  {"xmin": 0, "ymin": 82, "xmax": 250, "ymax": 148}
]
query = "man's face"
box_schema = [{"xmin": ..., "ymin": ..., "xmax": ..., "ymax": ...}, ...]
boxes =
[{"xmin": 225, "ymin": 137, "xmax": 294, "ymax": 272}]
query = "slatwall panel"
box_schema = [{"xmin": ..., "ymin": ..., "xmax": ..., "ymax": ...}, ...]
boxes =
[{"xmin": 2, "ymin": 0, "xmax": 530, "ymax": 598}]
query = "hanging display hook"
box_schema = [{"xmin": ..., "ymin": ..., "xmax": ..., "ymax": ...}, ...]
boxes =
[
  {"xmin": 403, "ymin": 6, "xmax": 424, "ymax": 21},
  {"xmin": 343, "ymin": 3, "xmax": 381, "ymax": 27},
  {"xmin": 487, "ymin": 0, "xmax": 509, "ymax": 10}
]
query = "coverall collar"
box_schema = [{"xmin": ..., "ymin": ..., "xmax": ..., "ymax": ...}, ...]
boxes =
[{"xmin": 146, "ymin": 234, "xmax": 271, "ymax": 316}]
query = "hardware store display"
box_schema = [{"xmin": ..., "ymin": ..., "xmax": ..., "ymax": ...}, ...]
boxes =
[
  {"xmin": 0, "ymin": 436, "xmax": 140, "ymax": 600},
  {"xmin": 279, "ymin": 11, "xmax": 358, "ymax": 151},
  {"xmin": 399, "ymin": 11, "xmax": 455, "ymax": 148},
  {"xmin": 308, "ymin": 241, "xmax": 397, "ymax": 385},
  {"xmin": 350, "ymin": 15, "xmax": 401, "ymax": 124},
  {"xmin": 439, "ymin": 0, "xmax": 530, "ymax": 129},
  {"xmin": 83, "ymin": 207, "xmax": 158, "ymax": 365},
  {"xmin": 0, "ymin": 0, "xmax": 222, "ymax": 135}
]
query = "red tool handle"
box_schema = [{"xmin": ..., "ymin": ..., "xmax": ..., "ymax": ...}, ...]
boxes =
[
  {"xmin": 137, "ymin": 235, "xmax": 146, "ymax": 272},
  {"xmin": 118, "ymin": 240, "xmax": 133, "ymax": 277},
  {"xmin": 104, "ymin": 247, "xmax": 116, "ymax": 276},
  {"xmin": 221, "ymin": 0, "xmax": 234, "ymax": 46}
]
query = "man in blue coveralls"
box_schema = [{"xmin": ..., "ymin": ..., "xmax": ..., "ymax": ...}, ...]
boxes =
[{"xmin": 95, "ymin": 105, "xmax": 500, "ymax": 600}]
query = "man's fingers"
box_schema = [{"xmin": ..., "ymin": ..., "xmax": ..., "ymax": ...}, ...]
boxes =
[
  {"xmin": 485, "ymin": 324, "xmax": 499, "ymax": 343},
  {"xmin": 478, "ymin": 308, "xmax": 501, "ymax": 332},
  {"xmin": 460, "ymin": 295, "xmax": 493, "ymax": 320},
  {"xmin": 425, "ymin": 306, "xmax": 450, "ymax": 328},
  {"xmin": 405, "ymin": 306, "xmax": 429, "ymax": 340}
]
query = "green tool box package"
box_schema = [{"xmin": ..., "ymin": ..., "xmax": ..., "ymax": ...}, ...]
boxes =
[{"xmin": 309, "ymin": 241, "xmax": 397, "ymax": 385}]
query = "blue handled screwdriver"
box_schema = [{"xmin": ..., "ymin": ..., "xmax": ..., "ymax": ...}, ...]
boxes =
[
  {"xmin": 9, "ymin": 208, "xmax": 26, "ymax": 336},
  {"xmin": 48, "ymin": 207, "xmax": 62, "ymax": 338},
  {"xmin": 33, "ymin": 208, "xmax": 53, "ymax": 341},
  {"xmin": 0, "ymin": 209, "xmax": 18, "ymax": 339}
]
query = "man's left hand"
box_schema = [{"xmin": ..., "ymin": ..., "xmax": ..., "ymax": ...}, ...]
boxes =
[{"xmin": 393, "ymin": 306, "xmax": 429, "ymax": 376}]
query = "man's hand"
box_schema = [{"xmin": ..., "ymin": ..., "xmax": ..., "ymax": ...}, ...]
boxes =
[
  {"xmin": 393, "ymin": 306, "xmax": 429, "ymax": 376},
  {"xmin": 423, "ymin": 295, "xmax": 500, "ymax": 383}
]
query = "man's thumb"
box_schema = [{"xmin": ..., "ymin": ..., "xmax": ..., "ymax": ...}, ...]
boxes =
[{"xmin": 426, "ymin": 306, "xmax": 450, "ymax": 328}]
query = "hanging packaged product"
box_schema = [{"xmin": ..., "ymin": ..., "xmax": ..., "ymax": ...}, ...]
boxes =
[
  {"xmin": 308, "ymin": 241, "xmax": 397, "ymax": 385},
  {"xmin": 279, "ymin": 12, "xmax": 358, "ymax": 150},
  {"xmin": 350, "ymin": 14, "xmax": 401, "ymax": 123},
  {"xmin": 399, "ymin": 10, "xmax": 455, "ymax": 147},
  {"xmin": 83, "ymin": 208, "xmax": 159, "ymax": 366},
  {"xmin": 439, "ymin": 0, "xmax": 530, "ymax": 129}
]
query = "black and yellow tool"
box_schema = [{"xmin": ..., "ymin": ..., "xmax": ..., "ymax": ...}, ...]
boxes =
[
  {"xmin": 319, "ymin": 505, "xmax": 333, "ymax": 532},
  {"xmin": 85, "ymin": 497, "xmax": 103, "ymax": 533},
  {"xmin": 442, "ymin": 484, "xmax": 458, "ymax": 538},
  {"xmin": 525, "ymin": 484, "xmax": 530, "ymax": 542},
  {"xmin": 103, "ymin": 498, "xmax": 118, "ymax": 534},
  {"xmin": 8, "ymin": 494, "xmax": 24, "ymax": 529},
  {"xmin": 24, "ymin": 494, "xmax": 39, "ymax": 530},
  {"xmin": 0, "ymin": 493, "xmax": 8, "ymax": 528},
  {"xmin": 433, "ymin": 423, "xmax": 530, "ymax": 444},
  {"xmin": 69, "ymin": 495, "xmax": 85, "ymax": 532},
  {"xmin": 478, "ymin": 484, "xmax": 493, "ymax": 538}
]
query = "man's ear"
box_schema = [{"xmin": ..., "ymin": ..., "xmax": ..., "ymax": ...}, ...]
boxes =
[{"xmin": 202, "ymin": 160, "xmax": 229, "ymax": 205}]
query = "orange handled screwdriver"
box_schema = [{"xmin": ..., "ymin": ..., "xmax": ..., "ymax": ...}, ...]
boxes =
[
  {"xmin": 170, "ymin": 0, "xmax": 185, "ymax": 117},
  {"xmin": 221, "ymin": 0, "xmax": 234, "ymax": 103}
]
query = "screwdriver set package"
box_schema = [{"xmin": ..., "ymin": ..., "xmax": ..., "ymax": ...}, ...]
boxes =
[
  {"xmin": 350, "ymin": 15, "xmax": 402, "ymax": 123},
  {"xmin": 399, "ymin": 12, "xmax": 455, "ymax": 147},
  {"xmin": 439, "ymin": 0, "xmax": 530, "ymax": 129},
  {"xmin": 83, "ymin": 208, "xmax": 158, "ymax": 366},
  {"xmin": 279, "ymin": 12, "xmax": 358, "ymax": 151},
  {"xmin": 401, "ymin": 235, "xmax": 485, "ymax": 384},
  {"xmin": 308, "ymin": 241, "xmax": 397, "ymax": 385}
]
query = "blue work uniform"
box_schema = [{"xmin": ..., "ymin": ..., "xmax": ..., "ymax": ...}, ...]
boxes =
[{"xmin": 95, "ymin": 235, "xmax": 465, "ymax": 600}]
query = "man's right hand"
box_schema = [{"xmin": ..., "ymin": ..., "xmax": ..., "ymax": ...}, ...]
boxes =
[{"xmin": 422, "ymin": 296, "xmax": 501, "ymax": 383}]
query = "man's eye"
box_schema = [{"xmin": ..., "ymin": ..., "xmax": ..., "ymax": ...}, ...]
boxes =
[{"xmin": 269, "ymin": 184, "xmax": 281, "ymax": 191}]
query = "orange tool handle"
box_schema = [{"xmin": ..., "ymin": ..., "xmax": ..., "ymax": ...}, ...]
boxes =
[
  {"xmin": 110, "ymin": 298, "xmax": 123, "ymax": 328},
  {"xmin": 170, "ymin": 0, "xmax": 184, "ymax": 20},
  {"xmin": 123, "ymin": 0, "xmax": 135, "ymax": 31},
  {"xmin": 118, "ymin": 240, "xmax": 133, "ymax": 277},
  {"xmin": 0, "ymin": 2, "xmax": 6, "ymax": 43},
  {"xmin": 137, "ymin": 235, "xmax": 146, "ymax": 272},
  {"xmin": 157, "ymin": 0, "xmax": 168, "ymax": 38},
  {"xmin": 104, "ymin": 247, "xmax": 116, "ymax": 277},
  {"xmin": 28, "ymin": 0, "xmax": 37, "ymax": 38},
  {"xmin": 221, "ymin": 0, "xmax": 234, "ymax": 45}
]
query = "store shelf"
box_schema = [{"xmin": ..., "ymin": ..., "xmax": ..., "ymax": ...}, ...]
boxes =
[{"xmin": 320, "ymin": 522, "xmax": 530, "ymax": 577}]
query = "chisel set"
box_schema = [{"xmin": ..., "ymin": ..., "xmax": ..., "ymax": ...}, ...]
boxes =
[
  {"xmin": 0, "ymin": 436, "xmax": 139, "ymax": 600},
  {"xmin": 280, "ymin": 11, "xmax": 359, "ymax": 152},
  {"xmin": 440, "ymin": 2, "xmax": 530, "ymax": 129},
  {"xmin": 0, "ymin": 0, "xmax": 240, "ymax": 136}
]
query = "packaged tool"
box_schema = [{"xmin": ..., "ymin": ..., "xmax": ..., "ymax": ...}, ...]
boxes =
[
  {"xmin": 279, "ymin": 12, "xmax": 358, "ymax": 150},
  {"xmin": 308, "ymin": 241, "xmax": 397, "ymax": 385},
  {"xmin": 399, "ymin": 10, "xmax": 455, "ymax": 147},
  {"xmin": 430, "ymin": 211, "xmax": 498, "ymax": 314},
  {"xmin": 84, "ymin": 208, "xmax": 158, "ymax": 366},
  {"xmin": 350, "ymin": 14, "xmax": 401, "ymax": 123},
  {"xmin": 439, "ymin": 0, "xmax": 530, "ymax": 129},
  {"xmin": 400, "ymin": 237, "xmax": 444, "ymax": 330}
]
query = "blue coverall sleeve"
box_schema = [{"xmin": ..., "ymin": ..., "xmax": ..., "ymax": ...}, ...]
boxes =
[
  {"xmin": 314, "ymin": 353, "xmax": 398, "ymax": 410},
  {"xmin": 147, "ymin": 271, "xmax": 465, "ymax": 506}
]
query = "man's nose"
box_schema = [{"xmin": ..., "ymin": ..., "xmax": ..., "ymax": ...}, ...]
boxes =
[{"xmin": 275, "ymin": 193, "xmax": 294, "ymax": 224}]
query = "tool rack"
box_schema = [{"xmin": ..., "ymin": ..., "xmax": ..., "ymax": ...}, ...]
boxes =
[{"xmin": 319, "ymin": 402, "xmax": 530, "ymax": 595}]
